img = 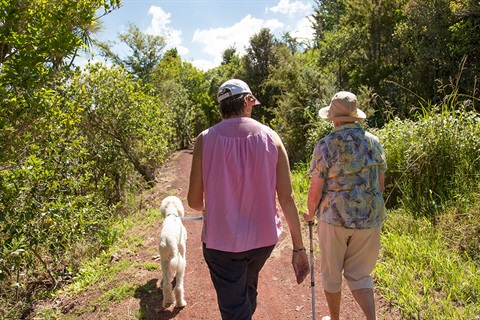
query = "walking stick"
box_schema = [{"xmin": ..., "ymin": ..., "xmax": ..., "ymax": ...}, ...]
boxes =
[{"xmin": 308, "ymin": 221, "xmax": 316, "ymax": 320}]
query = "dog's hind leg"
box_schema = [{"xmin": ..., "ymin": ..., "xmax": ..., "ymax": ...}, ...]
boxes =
[
  {"xmin": 173, "ymin": 257, "xmax": 187, "ymax": 308},
  {"xmin": 161, "ymin": 259, "xmax": 174, "ymax": 307}
]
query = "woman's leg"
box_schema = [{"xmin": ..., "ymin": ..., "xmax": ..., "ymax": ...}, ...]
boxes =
[
  {"xmin": 203, "ymin": 244, "xmax": 251, "ymax": 320},
  {"xmin": 245, "ymin": 245, "xmax": 275, "ymax": 314}
]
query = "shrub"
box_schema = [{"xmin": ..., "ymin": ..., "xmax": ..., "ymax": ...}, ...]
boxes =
[{"xmin": 379, "ymin": 106, "xmax": 480, "ymax": 219}]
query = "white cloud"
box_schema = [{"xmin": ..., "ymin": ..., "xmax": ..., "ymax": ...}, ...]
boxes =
[
  {"xmin": 268, "ymin": 0, "xmax": 312, "ymax": 17},
  {"xmin": 73, "ymin": 50, "xmax": 116, "ymax": 70},
  {"xmin": 146, "ymin": 6, "xmax": 189, "ymax": 56},
  {"xmin": 292, "ymin": 16, "xmax": 315, "ymax": 43},
  {"xmin": 192, "ymin": 15, "xmax": 283, "ymax": 67},
  {"xmin": 189, "ymin": 59, "xmax": 217, "ymax": 71}
]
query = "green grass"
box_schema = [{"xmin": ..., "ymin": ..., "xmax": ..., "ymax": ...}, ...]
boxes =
[
  {"xmin": 376, "ymin": 211, "xmax": 480, "ymax": 319},
  {"xmin": 33, "ymin": 203, "xmax": 164, "ymax": 319},
  {"xmin": 96, "ymin": 282, "xmax": 138, "ymax": 308},
  {"xmin": 65, "ymin": 257, "xmax": 134, "ymax": 295},
  {"xmin": 291, "ymin": 177, "xmax": 480, "ymax": 319},
  {"xmin": 291, "ymin": 162, "xmax": 310, "ymax": 212}
]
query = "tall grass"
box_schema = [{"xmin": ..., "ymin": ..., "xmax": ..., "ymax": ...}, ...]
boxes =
[
  {"xmin": 379, "ymin": 105, "xmax": 480, "ymax": 220},
  {"xmin": 291, "ymin": 162, "xmax": 310, "ymax": 211}
]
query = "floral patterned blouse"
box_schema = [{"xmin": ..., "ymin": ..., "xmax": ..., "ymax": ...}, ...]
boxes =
[{"xmin": 308, "ymin": 123, "xmax": 387, "ymax": 229}]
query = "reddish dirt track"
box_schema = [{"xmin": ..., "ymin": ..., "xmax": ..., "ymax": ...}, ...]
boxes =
[{"xmin": 34, "ymin": 149, "xmax": 399, "ymax": 320}]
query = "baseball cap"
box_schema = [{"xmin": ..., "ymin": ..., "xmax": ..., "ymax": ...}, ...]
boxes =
[{"xmin": 217, "ymin": 79, "xmax": 260, "ymax": 105}]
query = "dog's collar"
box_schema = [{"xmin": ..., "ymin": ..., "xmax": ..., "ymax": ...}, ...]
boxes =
[{"xmin": 166, "ymin": 212, "xmax": 179, "ymax": 218}]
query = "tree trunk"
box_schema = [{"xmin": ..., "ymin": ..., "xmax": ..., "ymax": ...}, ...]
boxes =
[{"xmin": 119, "ymin": 140, "xmax": 156, "ymax": 187}]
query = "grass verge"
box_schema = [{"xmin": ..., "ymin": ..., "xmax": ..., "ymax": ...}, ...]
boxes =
[
  {"xmin": 34, "ymin": 204, "xmax": 163, "ymax": 319},
  {"xmin": 376, "ymin": 210, "xmax": 480, "ymax": 319}
]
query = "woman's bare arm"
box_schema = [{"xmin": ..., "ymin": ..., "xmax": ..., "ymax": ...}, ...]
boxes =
[
  {"xmin": 305, "ymin": 176, "xmax": 324, "ymax": 222},
  {"xmin": 187, "ymin": 134, "xmax": 205, "ymax": 211},
  {"xmin": 273, "ymin": 132, "xmax": 309, "ymax": 284}
]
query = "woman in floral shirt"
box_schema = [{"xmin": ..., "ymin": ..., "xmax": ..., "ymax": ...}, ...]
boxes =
[{"xmin": 304, "ymin": 91, "xmax": 387, "ymax": 320}]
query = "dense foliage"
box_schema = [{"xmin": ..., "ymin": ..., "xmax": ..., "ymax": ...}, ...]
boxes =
[{"xmin": 1, "ymin": 0, "xmax": 479, "ymax": 318}]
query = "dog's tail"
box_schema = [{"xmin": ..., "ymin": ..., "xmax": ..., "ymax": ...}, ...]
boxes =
[{"xmin": 171, "ymin": 255, "xmax": 186, "ymax": 272}]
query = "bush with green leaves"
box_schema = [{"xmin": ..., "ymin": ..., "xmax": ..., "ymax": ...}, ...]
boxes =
[
  {"xmin": 153, "ymin": 55, "xmax": 213, "ymax": 144},
  {"xmin": 72, "ymin": 63, "xmax": 179, "ymax": 188},
  {"xmin": 269, "ymin": 46, "xmax": 337, "ymax": 164},
  {"xmin": 0, "ymin": 81, "xmax": 119, "ymax": 317},
  {"xmin": 1, "ymin": 1, "xmax": 130, "ymax": 317},
  {"xmin": 379, "ymin": 106, "xmax": 480, "ymax": 218}
]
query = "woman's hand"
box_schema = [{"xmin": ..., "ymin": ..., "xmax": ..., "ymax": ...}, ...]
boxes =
[
  {"xmin": 303, "ymin": 210, "xmax": 315, "ymax": 223},
  {"xmin": 292, "ymin": 250, "xmax": 309, "ymax": 284}
]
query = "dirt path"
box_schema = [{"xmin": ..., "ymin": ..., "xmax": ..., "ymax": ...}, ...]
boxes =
[{"xmin": 42, "ymin": 149, "xmax": 397, "ymax": 319}]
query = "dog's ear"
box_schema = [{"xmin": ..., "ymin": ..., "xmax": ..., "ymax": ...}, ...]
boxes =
[
  {"xmin": 173, "ymin": 197, "xmax": 185, "ymax": 217},
  {"xmin": 160, "ymin": 198, "xmax": 168, "ymax": 218},
  {"xmin": 178, "ymin": 206, "xmax": 185, "ymax": 217}
]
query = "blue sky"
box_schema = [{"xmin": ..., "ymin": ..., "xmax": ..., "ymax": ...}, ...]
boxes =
[{"xmin": 86, "ymin": 0, "xmax": 316, "ymax": 70}]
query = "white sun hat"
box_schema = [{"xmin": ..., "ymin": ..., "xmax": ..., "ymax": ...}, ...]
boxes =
[{"xmin": 318, "ymin": 91, "xmax": 366, "ymax": 122}]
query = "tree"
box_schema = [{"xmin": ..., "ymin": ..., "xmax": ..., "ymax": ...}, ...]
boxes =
[
  {"xmin": 269, "ymin": 43, "xmax": 335, "ymax": 163},
  {"xmin": 0, "ymin": 0, "xmax": 121, "ymax": 158},
  {"xmin": 76, "ymin": 63, "xmax": 177, "ymax": 186},
  {"xmin": 151, "ymin": 49, "xmax": 213, "ymax": 144},
  {"xmin": 311, "ymin": 0, "xmax": 346, "ymax": 43},
  {"xmin": 241, "ymin": 28, "xmax": 280, "ymax": 124},
  {"xmin": 221, "ymin": 46, "xmax": 239, "ymax": 65},
  {"xmin": 0, "ymin": 1, "xmax": 122, "ymax": 316},
  {"xmin": 445, "ymin": 0, "xmax": 480, "ymax": 109},
  {"xmin": 342, "ymin": 0, "xmax": 406, "ymax": 118},
  {"xmin": 97, "ymin": 23, "xmax": 166, "ymax": 81},
  {"xmin": 280, "ymin": 32, "xmax": 304, "ymax": 55},
  {"xmin": 393, "ymin": 0, "xmax": 454, "ymax": 104}
]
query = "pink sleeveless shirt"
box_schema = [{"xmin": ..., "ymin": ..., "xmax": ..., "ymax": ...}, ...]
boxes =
[{"xmin": 201, "ymin": 117, "xmax": 283, "ymax": 252}]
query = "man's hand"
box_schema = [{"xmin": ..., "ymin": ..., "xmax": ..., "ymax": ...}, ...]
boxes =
[{"xmin": 292, "ymin": 250, "xmax": 310, "ymax": 284}]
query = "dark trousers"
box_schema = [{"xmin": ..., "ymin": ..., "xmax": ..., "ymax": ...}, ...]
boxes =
[{"xmin": 203, "ymin": 243, "xmax": 275, "ymax": 320}]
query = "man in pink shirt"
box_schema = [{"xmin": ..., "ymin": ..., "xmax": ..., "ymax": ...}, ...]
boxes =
[{"xmin": 188, "ymin": 79, "xmax": 309, "ymax": 320}]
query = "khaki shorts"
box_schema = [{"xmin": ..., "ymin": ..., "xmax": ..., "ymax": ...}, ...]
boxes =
[{"xmin": 317, "ymin": 221, "xmax": 381, "ymax": 293}]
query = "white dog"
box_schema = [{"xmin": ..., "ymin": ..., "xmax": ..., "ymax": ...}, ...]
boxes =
[{"xmin": 159, "ymin": 196, "xmax": 187, "ymax": 308}]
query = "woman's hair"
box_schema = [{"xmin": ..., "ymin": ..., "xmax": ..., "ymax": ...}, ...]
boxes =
[{"xmin": 219, "ymin": 94, "xmax": 246, "ymax": 119}]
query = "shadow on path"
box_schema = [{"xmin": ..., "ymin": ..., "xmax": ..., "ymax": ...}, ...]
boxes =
[{"xmin": 134, "ymin": 278, "xmax": 184, "ymax": 320}]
